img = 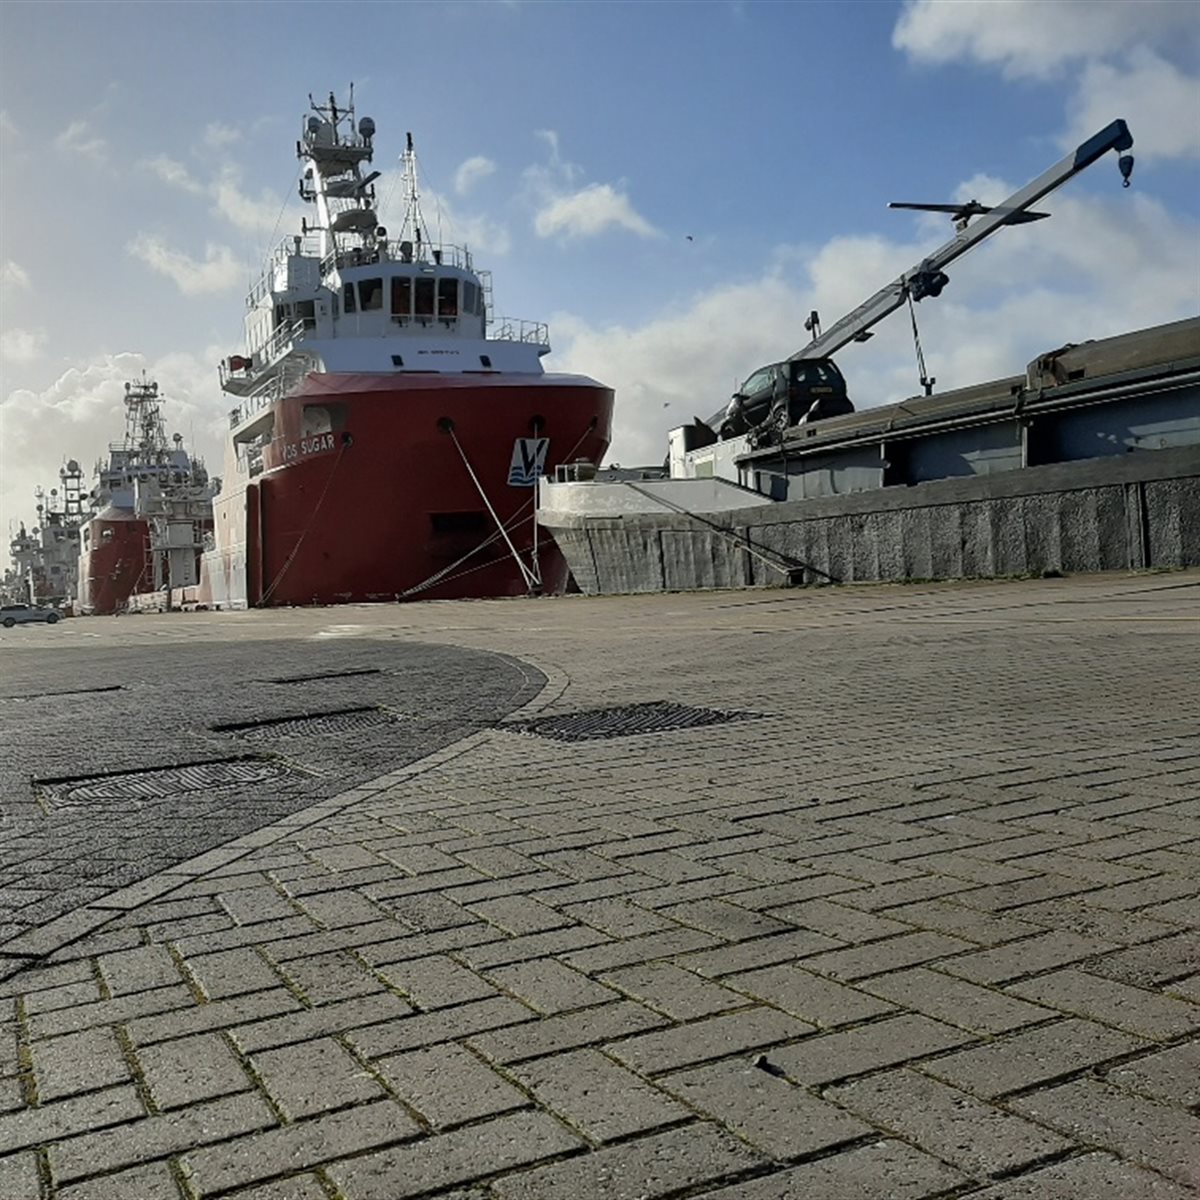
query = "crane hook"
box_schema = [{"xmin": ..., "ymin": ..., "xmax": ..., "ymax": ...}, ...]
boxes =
[{"xmin": 1119, "ymin": 153, "xmax": 1134, "ymax": 188}]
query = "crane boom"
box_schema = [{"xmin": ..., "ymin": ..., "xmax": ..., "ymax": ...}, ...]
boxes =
[{"xmin": 789, "ymin": 119, "xmax": 1134, "ymax": 363}]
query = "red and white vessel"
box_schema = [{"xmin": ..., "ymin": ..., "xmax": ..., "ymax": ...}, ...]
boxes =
[
  {"xmin": 202, "ymin": 91, "xmax": 613, "ymax": 608},
  {"xmin": 78, "ymin": 378, "xmax": 217, "ymax": 615}
]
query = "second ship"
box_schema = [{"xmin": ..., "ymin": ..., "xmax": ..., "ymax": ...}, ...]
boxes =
[{"xmin": 203, "ymin": 91, "xmax": 613, "ymax": 607}]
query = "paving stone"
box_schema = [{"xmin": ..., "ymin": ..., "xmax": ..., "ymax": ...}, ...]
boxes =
[
  {"xmin": 938, "ymin": 930, "xmax": 1120, "ymax": 985},
  {"xmin": 964, "ymin": 1151, "xmax": 1198, "ymax": 1200},
  {"xmin": 884, "ymin": 897, "xmax": 1044, "ymax": 944},
  {"xmin": 96, "ymin": 945, "xmax": 183, "ymax": 995},
  {"xmin": 1009, "ymin": 1077, "xmax": 1200, "ymax": 1188},
  {"xmin": 0, "ymin": 1085, "xmax": 144, "ymax": 1154},
  {"xmin": 1008, "ymin": 967, "xmax": 1200, "ymax": 1041},
  {"xmin": 49, "ymin": 1090, "xmax": 278, "ymax": 1183},
  {"xmin": 513, "ymin": 1048, "xmax": 689, "ymax": 1143},
  {"xmin": 1012, "ymin": 897, "xmax": 1180, "ymax": 945},
  {"xmin": 456, "ymin": 926, "xmax": 612, "ymax": 970},
  {"xmin": 768, "ymin": 1013, "xmax": 974, "ymax": 1085},
  {"xmin": 0, "ymin": 1151, "xmax": 40, "ymax": 1200},
  {"xmin": 182, "ymin": 1098, "xmax": 422, "ymax": 1196},
  {"xmin": 232, "ymin": 992, "xmax": 413, "ymax": 1054},
  {"xmin": 672, "ymin": 928, "xmax": 840, "ymax": 977},
  {"xmin": 182, "ymin": 947, "xmax": 283, "ymax": 1000},
  {"xmin": 606, "ymin": 1006, "xmax": 812, "ymax": 1076},
  {"xmin": 828, "ymin": 1067, "xmax": 1071, "ymax": 1177},
  {"xmin": 220, "ymin": 1174, "xmax": 329, "ymax": 1199},
  {"xmin": 862, "ymin": 966, "xmax": 1055, "ymax": 1034},
  {"xmin": 724, "ymin": 963, "xmax": 895, "ymax": 1028},
  {"xmin": 343, "ymin": 990, "xmax": 531, "ymax": 1057},
  {"xmin": 1082, "ymin": 877, "xmax": 1199, "ymax": 911},
  {"xmin": 376, "ymin": 954, "xmax": 500, "ymax": 1009},
  {"xmin": 662, "ymin": 1059, "xmax": 869, "ymax": 1158},
  {"xmin": 33, "ymin": 1025, "xmax": 131, "ymax": 1102},
  {"xmin": 687, "ymin": 1138, "xmax": 966, "ymax": 1200},
  {"xmin": 469, "ymin": 999, "xmax": 667, "ymax": 1066},
  {"xmin": 294, "ymin": 890, "xmax": 391, "ymax": 930},
  {"xmin": 381, "ymin": 892, "xmax": 477, "ymax": 932},
  {"xmin": 136, "ymin": 1032, "xmax": 253, "ymax": 1111},
  {"xmin": 29, "ymin": 985, "xmax": 196, "ymax": 1040},
  {"xmin": 274, "ymin": 949, "xmax": 387, "ymax": 1005},
  {"xmin": 489, "ymin": 1121, "xmax": 764, "ymax": 1200},
  {"xmin": 486, "ymin": 958, "xmax": 617, "ymax": 1014},
  {"xmin": 1103, "ymin": 1039, "xmax": 1200, "ymax": 1106},
  {"xmin": 1079, "ymin": 930, "xmax": 1200, "ymax": 989},
  {"xmin": 801, "ymin": 931, "xmax": 974, "ymax": 981},
  {"xmin": 57, "ymin": 1161, "xmax": 182, "ymax": 1200},
  {"xmin": 599, "ymin": 962, "xmax": 746, "ymax": 1020},
  {"xmin": 769, "ymin": 897, "xmax": 913, "ymax": 943},
  {"xmin": 654, "ymin": 898, "xmax": 790, "ymax": 940},
  {"xmin": 327, "ymin": 1109, "xmax": 584, "ymax": 1198},
  {"xmin": 922, "ymin": 1017, "xmax": 1150, "ymax": 1099},
  {"xmin": 126, "ymin": 989, "xmax": 303, "ymax": 1047},
  {"xmin": 374, "ymin": 1041, "xmax": 527, "ymax": 1127},
  {"xmin": 557, "ymin": 898, "xmax": 674, "ymax": 938},
  {"xmin": 561, "ymin": 928, "xmax": 718, "ymax": 974},
  {"xmin": 253, "ymin": 1036, "xmax": 384, "ymax": 1119}
]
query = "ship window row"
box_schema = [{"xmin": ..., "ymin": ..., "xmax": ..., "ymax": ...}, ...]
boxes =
[{"xmin": 338, "ymin": 276, "xmax": 485, "ymax": 323}]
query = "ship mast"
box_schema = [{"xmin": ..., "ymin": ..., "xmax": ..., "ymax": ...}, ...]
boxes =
[{"xmin": 298, "ymin": 89, "xmax": 381, "ymax": 267}]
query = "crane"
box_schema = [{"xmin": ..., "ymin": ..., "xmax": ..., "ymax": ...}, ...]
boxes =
[{"xmin": 790, "ymin": 119, "xmax": 1135, "ymax": 365}]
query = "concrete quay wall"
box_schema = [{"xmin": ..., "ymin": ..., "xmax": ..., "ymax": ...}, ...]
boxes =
[{"xmin": 548, "ymin": 446, "xmax": 1200, "ymax": 593}]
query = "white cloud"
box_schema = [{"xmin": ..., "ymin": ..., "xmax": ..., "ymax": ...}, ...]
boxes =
[
  {"xmin": 0, "ymin": 328, "xmax": 47, "ymax": 364},
  {"xmin": 534, "ymin": 183, "xmax": 659, "ymax": 240},
  {"xmin": 127, "ymin": 235, "xmax": 243, "ymax": 295},
  {"xmin": 141, "ymin": 154, "xmax": 205, "ymax": 194},
  {"xmin": 0, "ymin": 110, "xmax": 18, "ymax": 140},
  {"xmin": 211, "ymin": 167, "xmax": 287, "ymax": 236},
  {"xmin": 1064, "ymin": 49, "xmax": 1200, "ymax": 161},
  {"xmin": 893, "ymin": 0, "xmax": 1197, "ymax": 80},
  {"xmin": 54, "ymin": 119, "xmax": 108, "ymax": 164},
  {"xmin": 203, "ymin": 122, "xmax": 241, "ymax": 149},
  {"xmin": 551, "ymin": 186, "xmax": 1199, "ymax": 468},
  {"xmin": 455, "ymin": 155, "xmax": 496, "ymax": 196},
  {"xmin": 0, "ymin": 350, "xmax": 228, "ymax": 536},
  {"xmin": 1, "ymin": 261, "xmax": 30, "ymax": 291}
]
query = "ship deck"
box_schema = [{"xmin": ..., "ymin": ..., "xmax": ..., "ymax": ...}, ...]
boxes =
[{"xmin": 0, "ymin": 570, "xmax": 1197, "ymax": 1197}]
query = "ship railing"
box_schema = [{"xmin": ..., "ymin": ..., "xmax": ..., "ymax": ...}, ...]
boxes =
[
  {"xmin": 490, "ymin": 318, "xmax": 550, "ymax": 347},
  {"xmin": 246, "ymin": 236, "xmax": 324, "ymax": 309},
  {"xmin": 319, "ymin": 240, "xmax": 474, "ymax": 279}
]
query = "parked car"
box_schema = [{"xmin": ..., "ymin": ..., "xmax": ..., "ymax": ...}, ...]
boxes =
[
  {"xmin": 0, "ymin": 604, "xmax": 61, "ymax": 627},
  {"xmin": 719, "ymin": 358, "xmax": 855, "ymax": 439}
]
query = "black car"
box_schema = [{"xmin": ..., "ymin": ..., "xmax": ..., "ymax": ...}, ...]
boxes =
[{"xmin": 719, "ymin": 357, "xmax": 854, "ymax": 439}]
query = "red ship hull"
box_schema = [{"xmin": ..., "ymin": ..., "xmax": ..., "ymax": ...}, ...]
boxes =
[
  {"xmin": 77, "ymin": 509, "xmax": 150, "ymax": 616},
  {"xmin": 202, "ymin": 372, "xmax": 613, "ymax": 607}
]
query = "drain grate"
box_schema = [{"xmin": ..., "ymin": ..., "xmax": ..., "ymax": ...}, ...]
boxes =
[
  {"xmin": 212, "ymin": 705, "xmax": 398, "ymax": 740},
  {"xmin": 504, "ymin": 701, "xmax": 761, "ymax": 742},
  {"xmin": 269, "ymin": 668, "xmax": 383, "ymax": 684},
  {"xmin": 37, "ymin": 757, "xmax": 296, "ymax": 806}
]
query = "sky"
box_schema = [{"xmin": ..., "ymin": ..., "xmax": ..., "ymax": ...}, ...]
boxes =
[{"xmin": 1, "ymin": 0, "xmax": 1197, "ymax": 536}]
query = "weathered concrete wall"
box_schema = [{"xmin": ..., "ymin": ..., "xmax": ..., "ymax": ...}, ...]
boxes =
[{"xmin": 547, "ymin": 447, "xmax": 1200, "ymax": 594}]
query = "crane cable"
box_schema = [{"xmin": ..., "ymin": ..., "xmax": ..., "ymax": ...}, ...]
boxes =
[{"xmin": 906, "ymin": 289, "xmax": 935, "ymax": 397}]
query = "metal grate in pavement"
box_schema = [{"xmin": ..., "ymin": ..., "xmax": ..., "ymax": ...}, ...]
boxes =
[
  {"xmin": 503, "ymin": 700, "xmax": 761, "ymax": 742},
  {"xmin": 211, "ymin": 705, "xmax": 398, "ymax": 740},
  {"xmin": 37, "ymin": 757, "xmax": 297, "ymax": 806},
  {"xmin": 268, "ymin": 668, "xmax": 384, "ymax": 684}
]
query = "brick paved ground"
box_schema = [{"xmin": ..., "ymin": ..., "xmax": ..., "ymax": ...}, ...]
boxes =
[{"xmin": 0, "ymin": 571, "xmax": 1197, "ymax": 1198}]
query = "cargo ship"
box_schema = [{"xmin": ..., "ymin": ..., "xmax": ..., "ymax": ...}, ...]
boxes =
[
  {"xmin": 201, "ymin": 90, "xmax": 613, "ymax": 608},
  {"xmin": 77, "ymin": 377, "xmax": 217, "ymax": 615}
]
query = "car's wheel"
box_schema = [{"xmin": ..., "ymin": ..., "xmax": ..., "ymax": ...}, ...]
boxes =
[
  {"xmin": 46, "ymin": 612, "xmax": 59, "ymax": 624},
  {"xmin": 1, "ymin": 618, "xmax": 14, "ymax": 628}
]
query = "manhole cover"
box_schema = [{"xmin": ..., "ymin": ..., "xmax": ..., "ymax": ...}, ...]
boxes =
[
  {"xmin": 37, "ymin": 757, "xmax": 296, "ymax": 806},
  {"xmin": 504, "ymin": 701, "xmax": 761, "ymax": 742},
  {"xmin": 212, "ymin": 705, "xmax": 398, "ymax": 740}
]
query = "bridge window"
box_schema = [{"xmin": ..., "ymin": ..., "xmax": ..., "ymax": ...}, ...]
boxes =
[
  {"xmin": 391, "ymin": 275, "xmax": 412, "ymax": 317},
  {"xmin": 438, "ymin": 279, "xmax": 458, "ymax": 318},
  {"xmin": 359, "ymin": 278, "xmax": 383, "ymax": 311},
  {"xmin": 343, "ymin": 282, "xmax": 357, "ymax": 313},
  {"xmin": 463, "ymin": 281, "xmax": 477, "ymax": 316},
  {"xmin": 415, "ymin": 278, "xmax": 434, "ymax": 318}
]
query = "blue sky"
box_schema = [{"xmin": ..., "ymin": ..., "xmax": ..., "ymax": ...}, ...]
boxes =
[{"xmin": 2, "ymin": 0, "xmax": 1198, "ymax": 531}]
